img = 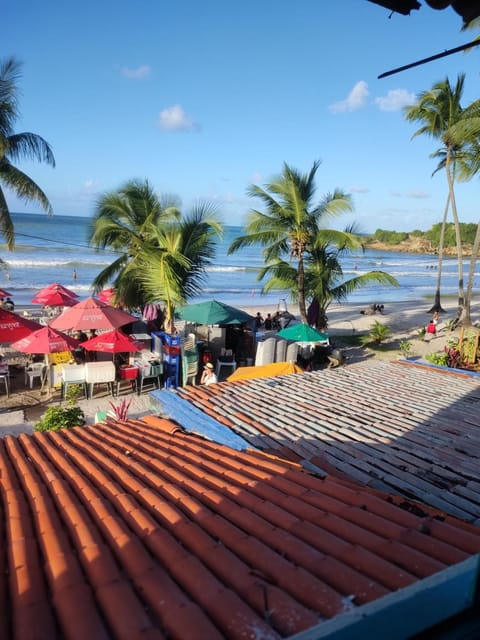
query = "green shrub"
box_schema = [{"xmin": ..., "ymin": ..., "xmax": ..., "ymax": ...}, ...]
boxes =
[
  {"xmin": 360, "ymin": 320, "xmax": 392, "ymax": 346},
  {"xmin": 425, "ymin": 351, "xmax": 449, "ymax": 366},
  {"xmin": 399, "ymin": 340, "xmax": 412, "ymax": 357},
  {"xmin": 34, "ymin": 405, "xmax": 85, "ymax": 432}
]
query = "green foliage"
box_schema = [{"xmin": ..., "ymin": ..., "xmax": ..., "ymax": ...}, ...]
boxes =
[
  {"xmin": 34, "ymin": 405, "xmax": 85, "ymax": 432},
  {"xmin": 425, "ymin": 342, "xmax": 462, "ymax": 368},
  {"xmin": 34, "ymin": 381, "xmax": 85, "ymax": 432},
  {"xmin": 368, "ymin": 222, "xmax": 478, "ymax": 250},
  {"xmin": 0, "ymin": 57, "xmax": 55, "ymax": 249},
  {"xmin": 423, "ymin": 222, "xmax": 476, "ymax": 248},
  {"xmin": 399, "ymin": 340, "xmax": 413, "ymax": 357},
  {"xmin": 372, "ymin": 229, "xmax": 408, "ymax": 244},
  {"xmin": 360, "ymin": 321, "xmax": 392, "ymax": 346},
  {"xmin": 425, "ymin": 351, "xmax": 449, "ymax": 366},
  {"xmin": 459, "ymin": 332, "xmax": 477, "ymax": 363}
]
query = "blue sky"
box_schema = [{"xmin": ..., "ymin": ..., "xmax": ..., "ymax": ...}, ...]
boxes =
[{"xmin": 4, "ymin": 0, "xmax": 480, "ymax": 232}]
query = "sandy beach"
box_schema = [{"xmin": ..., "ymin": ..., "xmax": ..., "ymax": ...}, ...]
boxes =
[{"xmin": 1, "ymin": 297, "xmax": 478, "ymax": 436}]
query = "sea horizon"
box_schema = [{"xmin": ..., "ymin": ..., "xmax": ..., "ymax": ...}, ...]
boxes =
[{"xmin": 0, "ymin": 211, "xmax": 477, "ymax": 310}]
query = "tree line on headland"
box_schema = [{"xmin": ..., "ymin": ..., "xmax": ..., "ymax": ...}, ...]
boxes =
[{"xmin": 366, "ymin": 223, "xmax": 479, "ymax": 256}]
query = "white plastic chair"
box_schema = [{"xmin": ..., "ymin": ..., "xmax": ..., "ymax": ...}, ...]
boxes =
[{"xmin": 25, "ymin": 362, "xmax": 46, "ymax": 389}]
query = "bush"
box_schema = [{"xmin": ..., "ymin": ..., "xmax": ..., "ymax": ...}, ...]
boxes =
[
  {"xmin": 360, "ymin": 320, "xmax": 392, "ymax": 346},
  {"xmin": 34, "ymin": 405, "xmax": 85, "ymax": 432}
]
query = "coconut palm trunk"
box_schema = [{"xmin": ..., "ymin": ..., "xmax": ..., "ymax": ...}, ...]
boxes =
[
  {"xmin": 428, "ymin": 193, "xmax": 449, "ymax": 314},
  {"xmin": 445, "ymin": 150, "xmax": 466, "ymax": 326},
  {"xmin": 297, "ymin": 254, "xmax": 308, "ymax": 323},
  {"xmin": 464, "ymin": 219, "xmax": 480, "ymax": 326}
]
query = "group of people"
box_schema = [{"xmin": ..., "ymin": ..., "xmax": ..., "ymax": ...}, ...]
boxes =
[
  {"xmin": 360, "ymin": 303, "xmax": 384, "ymax": 316},
  {"xmin": 254, "ymin": 311, "xmax": 282, "ymax": 331}
]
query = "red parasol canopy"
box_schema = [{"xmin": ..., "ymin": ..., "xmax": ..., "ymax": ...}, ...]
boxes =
[
  {"xmin": 10, "ymin": 326, "xmax": 79, "ymax": 354},
  {"xmin": 97, "ymin": 288, "xmax": 116, "ymax": 304},
  {"xmin": 0, "ymin": 288, "xmax": 12, "ymax": 298},
  {"xmin": 49, "ymin": 296, "xmax": 137, "ymax": 331},
  {"xmin": 80, "ymin": 329, "xmax": 144, "ymax": 353},
  {"xmin": 40, "ymin": 282, "xmax": 78, "ymax": 298},
  {"xmin": 0, "ymin": 309, "xmax": 42, "ymax": 343},
  {"xmin": 32, "ymin": 289, "xmax": 79, "ymax": 307}
]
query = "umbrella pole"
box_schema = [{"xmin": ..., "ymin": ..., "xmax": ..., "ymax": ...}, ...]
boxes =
[{"xmin": 41, "ymin": 354, "xmax": 50, "ymax": 394}]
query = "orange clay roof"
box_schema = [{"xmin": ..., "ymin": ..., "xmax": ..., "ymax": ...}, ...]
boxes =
[
  {"xmin": 2, "ymin": 414, "xmax": 480, "ymax": 639},
  {"xmin": 171, "ymin": 359, "xmax": 480, "ymax": 524}
]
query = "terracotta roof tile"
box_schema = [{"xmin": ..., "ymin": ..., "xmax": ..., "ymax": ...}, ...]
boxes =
[
  {"xmin": 168, "ymin": 360, "xmax": 480, "ymax": 523},
  {"xmin": 2, "ymin": 413, "xmax": 480, "ymax": 638}
]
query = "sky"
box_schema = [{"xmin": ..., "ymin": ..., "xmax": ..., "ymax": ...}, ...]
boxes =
[{"xmin": 4, "ymin": 0, "xmax": 480, "ymax": 233}]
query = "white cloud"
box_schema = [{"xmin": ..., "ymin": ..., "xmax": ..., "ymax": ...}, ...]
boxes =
[
  {"xmin": 406, "ymin": 189, "xmax": 430, "ymax": 199},
  {"xmin": 121, "ymin": 65, "xmax": 151, "ymax": 79},
  {"xmin": 157, "ymin": 105, "xmax": 198, "ymax": 131},
  {"xmin": 374, "ymin": 88, "xmax": 415, "ymax": 112},
  {"xmin": 329, "ymin": 81, "xmax": 370, "ymax": 113}
]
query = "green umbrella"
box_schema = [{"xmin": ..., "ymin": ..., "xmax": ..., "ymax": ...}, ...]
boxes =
[
  {"xmin": 277, "ymin": 323, "xmax": 329, "ymax": 343},
  {"xmin": 176, "ymin": 300, "xmax": 254, "ymax": 326}
]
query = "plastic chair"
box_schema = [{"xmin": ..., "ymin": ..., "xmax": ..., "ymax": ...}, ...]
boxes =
[
  {"xmin": 216, "ymin": 348, "xmax": 236, "ymax": 379},
  {"xmin": 25, "ymin": 362, "xmax": 46, "ymax": 389}
]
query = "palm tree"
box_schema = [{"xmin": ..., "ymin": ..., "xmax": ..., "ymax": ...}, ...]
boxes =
[
  {"xmin": 0, "ymin": 57, "xmax": 55, "ymax": 248},
  {"xmin": 404, "ymin": 74, "xmax": 474, "ymax": 324},
  {"xmin": 257, "ymin": 233, "xmax": 398, "ymax": 330},
  {"xmin": 445, "ymin": 130, "xmax": 480, "ymax": 325},
  {"xmin": 304, "ymin": 239, "xmax": 399, "ymax": 330},
  {"xmin": 88, "ymin": 178, "xmax": 180, "ymax": 306},
  {"xmin": 136, "ymin": 202, "xmax": 223, "ymax": 332},
  {"xmin": 228, "ymin": 161, "xmax": 354, "ymax": 323}
]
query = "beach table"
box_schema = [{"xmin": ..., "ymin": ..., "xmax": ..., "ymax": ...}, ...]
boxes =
[{"xmin": 85, "ymin": 361, "xmax": 116, "ymax": 399}]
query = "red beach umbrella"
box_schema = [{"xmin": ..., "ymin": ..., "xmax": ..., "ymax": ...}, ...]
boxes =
[
  {"xmin": 0, "ymin": 288, "xmax": 12, "ymax": 298},
  {"xmin": 10, "ymin": 326, "xmax": 80, "ymax": 354},
  {"xmin": 0, "ymin": 309, "xmax": 42, "ymax": 343},
  {"xmin": 49, "ymin": 296, "xmax": 137, "ymax": 331},
  {"xmin": 40, "ymin": 282, "xmax": 78, "ymax": 298},
  {"xmin": 31, "ymin": 289, "xmax": 79, "ymax": 307},
  {"xmin": 80, "ymin": 329, "xmax": 144, "ymax": 353},
  {"xmin": 97, "ymin": 288, "xmax": 116, "ymax": 304}
]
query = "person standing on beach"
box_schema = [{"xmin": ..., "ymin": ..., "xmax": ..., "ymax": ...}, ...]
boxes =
[{"xmin": 73, "ymin": 269, "xmax": 77, "ymax": 281}]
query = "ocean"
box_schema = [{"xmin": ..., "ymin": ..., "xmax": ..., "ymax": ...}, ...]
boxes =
[{"xmin": 0, "ymin": 212, "xmax": 476, "ymax": 309}]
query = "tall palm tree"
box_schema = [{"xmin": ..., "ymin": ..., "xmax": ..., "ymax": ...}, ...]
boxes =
[
  {"xmin": 404, "ymin": 74, "xmax": 473, "ymax": 324},
  {"xmin": 445, "ymin": 130, "xmax": 480, "ymax": 325},
  {"xmin": 228, "ymin": 161, "xmax": 354, "ymax": 323},
  {"xmin": 0, "ymin": 57, "xmax": 55, "ymax": 249},
  {"xmin": 88, "ymin": 178, "xmax": 180, "ymax": 306},
  {"xmin": 136, "ymin": 202, "xmax": 223, "ymax": 332}
]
